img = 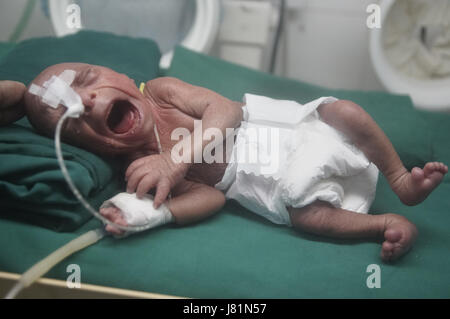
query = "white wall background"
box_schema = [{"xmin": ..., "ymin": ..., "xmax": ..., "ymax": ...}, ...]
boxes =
[
  {"xmin": 276, "ymin": 0, "xmax": 384, "ymax": 91},
  {"xmin": 0, "ymin": 0, "xmax": 54, "ymax": 42},
  {"xmin": 0, "ymin": 0, "xmax": 385, "ymax": 92}
]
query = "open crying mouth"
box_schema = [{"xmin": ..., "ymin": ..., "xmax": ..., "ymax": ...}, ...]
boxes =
[{"xmin": 107, "ymin": 100, "xmax": 138, "ymax": 134}]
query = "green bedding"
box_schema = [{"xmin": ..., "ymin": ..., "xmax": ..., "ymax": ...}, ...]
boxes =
[
  {"xmin": 0, "ymin": 32, "xmax": 449, "ymax": 298},
  {"xmin": 0, "ymin": 42, "xmax": 15, "ymax": 63},
  {"xmin": 0, "ymin": 121, "xmax": 121, "ymax": 231}
]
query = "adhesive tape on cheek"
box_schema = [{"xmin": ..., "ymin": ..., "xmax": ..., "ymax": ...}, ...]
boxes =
[{"xmin": 28, "ymin": 69, "xmax": 84, "ymax": 118}]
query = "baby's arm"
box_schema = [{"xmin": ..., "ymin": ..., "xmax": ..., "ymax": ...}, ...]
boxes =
[
  {"xmin": 100, "ymin": 180, "xmax": 225, "ymax": 236},
  {"xmin": 167, "ymin": 179, "xmax": 226, "ymax": 225},
  {"xmin": 125, "ymin": 77, "xmax": 243, "ymax": 207}
]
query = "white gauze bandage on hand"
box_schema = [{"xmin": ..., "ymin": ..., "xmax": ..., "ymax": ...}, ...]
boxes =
[{"xmin": 100, "ymin": 192, "xmax": 174, "ymax": 237}]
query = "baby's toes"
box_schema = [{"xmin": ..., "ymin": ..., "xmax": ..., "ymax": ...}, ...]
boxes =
[
  {"xmin": 381, "ymin": 241, "xmax": 395, "ymax": 262},
  {"xmin": 411, "ymin": 167, "xmax": 424, "ymax": 182},
  {"xmin": 437, "ymin": 162, "xmax": 448, "ymax": 174},
  {"xmin": 382, "ymin": 218, "xmax": 417, "ymax": 262},
  {"xmin": 423, "ymin": 162, "xmax": 437, "ymax": 175},
  {"xmin": 424, "ymin": 162, "xmax": 447, "ymax": 176}
]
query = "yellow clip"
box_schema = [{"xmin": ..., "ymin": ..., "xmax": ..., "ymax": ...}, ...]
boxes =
[{"xmin": 139, "ymin": 82, "xmax": 145, "ymax": 94}]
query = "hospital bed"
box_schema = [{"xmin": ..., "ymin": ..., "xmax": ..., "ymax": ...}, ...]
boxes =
[{"xmin": 0, "ymin": 31, "xmax": 449, "ymax": 298}]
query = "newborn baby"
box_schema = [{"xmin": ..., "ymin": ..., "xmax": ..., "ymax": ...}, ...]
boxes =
[{"xmin": 3, "ymin": 63, "xmax": 447, "ymax": 263}]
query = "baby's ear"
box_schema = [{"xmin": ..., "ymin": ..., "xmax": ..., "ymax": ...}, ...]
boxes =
[{"xmin": 0, "ymin": 80, "xmax": 26, "ymax": 126}]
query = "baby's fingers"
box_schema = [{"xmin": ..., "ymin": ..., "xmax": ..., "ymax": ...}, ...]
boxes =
[
  {"xmin": 135, "ymin": 173, "xmax": 159, "ymax": 198},
  {"xmin": 100, "ymin": 206, "xmax": 126, "ymax": 236},
  {"xmin": 99, "ymin": 207, "xmax": 115, "ymax": 219},
  {"xmin": 153, "ymin": 178, "xmax": 171, "ymax": 208},
  {"xmin": 125, "ymin": 157, "xmax": 150, "ymax": 181},
  {"xmin": 126, "ymin": 165, "xmax": 151, "ymax": 193},
  {"xmin": 105, "ymin": 218, "xmax": 127, "ymax": 236}
]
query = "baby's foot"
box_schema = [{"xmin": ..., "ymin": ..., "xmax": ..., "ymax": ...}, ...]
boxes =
[
  {"xmin": 100, "ymin": 206, "xmax": 128, "ymax": 236},
  {"xmin": 393, "ymin": 162, "xmax": 448, "ymax": 206},
  {"xmin": 380, "ymin": 214, "xmax": 418, "ymax": 262}
]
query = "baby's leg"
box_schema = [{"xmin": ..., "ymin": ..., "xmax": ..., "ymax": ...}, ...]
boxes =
[
  {"xmin": 318, "ymin": 100, "xmax": 448, "ymax": 206},
  {"xmin": 288, "ymin": 201, "xmax": 418, "ymax": 262}
]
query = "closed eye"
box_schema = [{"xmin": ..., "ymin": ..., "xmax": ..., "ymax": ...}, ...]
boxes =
[{"xmin": 73, "ymin": 67, "xmax": 99, "ymax": 87}]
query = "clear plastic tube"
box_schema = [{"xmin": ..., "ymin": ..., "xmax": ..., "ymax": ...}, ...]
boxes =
[
  {"xmin": 55, "ymin": 112, "xmax": 155, "ymax": 233},
  {"xmin": 4, "ymin": 228, "xmax": 106, "ymax": 299}
]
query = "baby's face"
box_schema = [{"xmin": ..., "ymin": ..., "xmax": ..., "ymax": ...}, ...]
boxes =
[{"xmin": 25, "ymin": 63, "xmax": 155, "ymax": 155}]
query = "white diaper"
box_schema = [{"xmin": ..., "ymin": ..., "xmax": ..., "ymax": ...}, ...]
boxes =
[{"xmin": 215, "ymin": 94, "xmax": 379, "ymax": 226}]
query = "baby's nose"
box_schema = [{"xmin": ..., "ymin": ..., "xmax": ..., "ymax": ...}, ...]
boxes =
[{"xmin": 80, "ymin": 91, "xmax": 97, "ymax": 111}]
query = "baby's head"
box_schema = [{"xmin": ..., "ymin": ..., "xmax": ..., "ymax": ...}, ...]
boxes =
[{"xmin": 24, "ymin": 63, "xmax": 155, "ymax": 155}]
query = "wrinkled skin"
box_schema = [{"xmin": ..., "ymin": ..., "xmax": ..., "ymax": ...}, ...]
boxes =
[
  {"xmin": 23, "ymin": 63, "xmax": 158, "ymax": 156},
  {"xmin": 20, "ymin": 63, "xmax": 243, "ymax": 225}
]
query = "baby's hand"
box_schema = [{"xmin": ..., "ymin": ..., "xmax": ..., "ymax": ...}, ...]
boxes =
[
  {"xmin": 0, "ymin": 81, "xmax": 26, "ymax": 126},
  {"xmin": 99, "ymin": 206, "xmax": 127, "ymax": 236},
  {"xmin": 125, "ymin": 152, "xmax": 188, "ymax": 208}
]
